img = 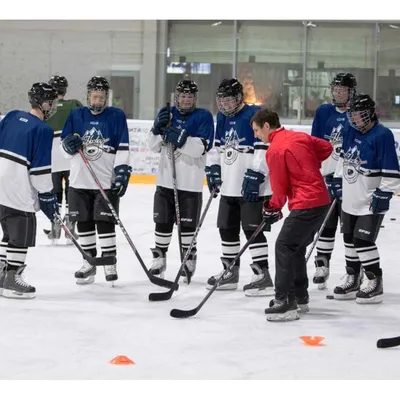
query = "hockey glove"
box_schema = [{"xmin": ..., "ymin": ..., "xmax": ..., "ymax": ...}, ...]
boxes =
[
  {"xmin": 241, "ymin": 169, "xmax": 265, "ymax": 202},
  {"xmin": 262, "ymin": 200, "xmax": 283, "ymax": 225},
  {"xmin": 112, "ymin": 164, "xmax": 132, "ymax": 198},
  {"xmin": 205, "ymin": 165, "xmax": 222, "ymax": 197},
  {"xmin": 152, "ymin": 106, "xmax": 171, "ymax": 135},
  {"xmin": 163, "ymin": 126, "xmax": 188, "ymax": 149},
  {"xmin": 38, "ymin": 192, "xmax": 59, "ymax": 221},
  {"xmin": 370, "ymin": 188, "xmax": 393, "ymax": 214},
  {"xmin": 325, "ymin": 176, "xmax": 342, "ymax": 201},
  {"xmin": 62, "ymin": 133, "xmax": 83, "ymax": 155}
]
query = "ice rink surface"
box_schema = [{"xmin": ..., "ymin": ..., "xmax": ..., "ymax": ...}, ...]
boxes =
[{"xmin": 1, "ymin": 185, "xmax": 400, "ymax": 380}]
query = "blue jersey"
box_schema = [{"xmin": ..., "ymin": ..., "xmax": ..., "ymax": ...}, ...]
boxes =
[
  {"xmin": 0, "ymin": 110, "xmax": 53, "ymax": 212},
  {"xmin": 61, "ymin": 106, "xmax": 130, "ymax": 190},
  {"xmin": 311, "ymin": 104, "xmax": 349, "ymax": 176},
  {"xmin": 147, "ymin": 106, "xmax": 214, "ymax": 192},
  {"xmin": 338, "ymin": 122, "xmax": 400, "ymax": 215},
  {"xmin": 208, "ymin": 104, "xmax": 271, "ymax": 197}
]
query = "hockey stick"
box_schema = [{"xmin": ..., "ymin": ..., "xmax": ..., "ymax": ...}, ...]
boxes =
[
  {"xmin": 149, "ymin": 187, "xmax": 217, "ymax": 302},
  {"xmin": 377, "ymin": 336, "xmax": 400, "ymax": 348},
  {"xmin": 78, "ymin": 149, "xmax": 177, "ymax": 290},
  {"xmin": 170, "ymin": 219, "xmax": 267, "ymax": 319},
  {"xmin": 305, "ymin": 198, "xmax": 338, "ymax": 263},
  {"xmin": 54, "ymin": 214, "xmax": 116, "ymax": 266},
  {"xmin": 170, "ymin": 143, "xmax": 185, "ymax": 267}
]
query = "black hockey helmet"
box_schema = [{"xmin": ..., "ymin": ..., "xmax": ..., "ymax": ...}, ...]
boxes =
[
  {"xmin": 28, "ymin": 82, "xmax": 58, "ymax": 120},
  {"xmin": 216, "ymin": 78, "xmax": 244, "ymax": 117},
  {"xmin": 347, "ymin": 93, "xmax": 377, "ymax": 133},
  {"xmin": 49, "ymin": 75, "xmax": 69, "ymax": 96},
  {"xmin": 86, "ymin": 76, "xmax": 110, "ymax": 113},
  {"xmin": 174, "ymin": 79, "xmax": 198, "ymax": 114},
  {"xmin": 330, "ymin": 72, "xmax": 357, "ymax": 107}
]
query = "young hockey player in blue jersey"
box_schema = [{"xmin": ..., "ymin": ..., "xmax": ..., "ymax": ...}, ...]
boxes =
[
  {"xmin": 148, "ymin": 79, "xmax": 214, "ymax": 283},
  {"xmin": 205, "ymin": 78, "xmax": 273, "ymax": 296},
  {"xmin": 60, "ymin": 76, "xmax": 131, "ymax": 285},
  {"xmin": 329, "ymin": 94, "xmax": 400, "ymax": 303},
  {"xmin": 311, "ymin": 73, "xmax": 357, "ymax": 289},
  {"xmin": 0, "ymin": 83, "xmax": 59, "ymax": 299}
]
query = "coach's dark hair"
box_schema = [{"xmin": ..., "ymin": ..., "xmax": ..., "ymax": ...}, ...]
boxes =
[{"xmin": 250, "ymin": 108, "xmax": 281, "ymax": 129}]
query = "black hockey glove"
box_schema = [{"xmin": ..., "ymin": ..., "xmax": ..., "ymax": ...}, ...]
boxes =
[
  {"xmin": 152, "ymin": 106, "xmax": 170, "ymax": 135},
  {"xmin": 370, "ymin": 188, "xmax": 393, "ymax": 214},
  {"xmin": 62, "ymin": 133, "xmax": 83, "ymax": 155},
  {"xmin": 38, "ymin": 192, "xmax": 59, "ymax": 221},
  {"xmin": 262, "ymin": 200, "xmax": 283, "ymax": 225},
  {"xmin": 241, "ymin": 169, "xmax": 265, "ymax": 202},
  {"xmin": 112, "ymin": 164, "xmax": 132, "ymax": 197},
  {"xmin": 325, "ymin": 176, "xmax": 342, "ymax": 201},
  {"xmin": 205, "ymin": 165, "xmax": 222, "ymax": 198},
  {"xmin": 163, "ymin": 126, "xmax": 188, "ymax": 148}
]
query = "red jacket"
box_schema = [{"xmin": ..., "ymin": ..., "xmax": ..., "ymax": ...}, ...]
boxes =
[{"xmin": 266, "ymin": 127, "xmax": 332, "ymax": 211}]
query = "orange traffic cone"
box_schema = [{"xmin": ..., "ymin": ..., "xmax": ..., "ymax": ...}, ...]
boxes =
[
  {"xmin": 299, "ymin": 336, "xmax": 325, "ymax": 346},
  {"xmin": 109, "ymin": 355, "xmax": 135, "ymax": 365}
]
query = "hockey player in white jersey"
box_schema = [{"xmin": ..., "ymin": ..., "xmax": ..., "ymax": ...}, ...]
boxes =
[
  {"xmin": 60, "ymin": 76, "xmax": 131, "ymax": 284},
  {"xmin": 0, "ymin": 83, "xmax": 59, "ymax": 298},
  {"xmin": 205, "ymin": 78, "xmax": 273, "ymax": 296},
  {"xmin": 330, "ymin": 94, "xmax": 400, "ymax": 303},
  {"xmin": 46, "ymin": 75, "xmax": 83, "ymax": 243},
  {"xmin": 147, "ymin": 79, "xmax": 214, "ymax": 283},
  {"xmin": 311, "ymin": 73, "xmax": 357, "ymax": 289}
]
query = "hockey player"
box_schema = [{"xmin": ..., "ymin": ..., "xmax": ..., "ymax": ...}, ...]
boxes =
[
  {"xmin": 311, "ymin": 72, "xmax": 357, "ymax": 289},
  {"xmin": 0, "ymin": 83, "xmax": 59, "ymax": 298},
  {"xmin": 330, "ymin": 94, "xmax": 400, "ymax": 303},
  {"xmin": 60, "ymin": 76, "xmax": 131, "ymax": 284},
  {"xmin": 205, "ymin": 78, "xmax": 273, "ymax": 296},
  {"xmin": 147, "ymin": 79, "xmax": 214, "ymax": 283},
  {"xmin": 251, "ymin": 108, "xmax": 332, "ymax": 321},
  {"xmin": 46, "ymin": 75, "xmax": 83, "ymax": 243}
]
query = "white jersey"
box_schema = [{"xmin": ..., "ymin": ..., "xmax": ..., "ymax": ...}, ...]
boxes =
[
  {"xmin": 148, "ymin": 106, "xmax": 215, "ymax": 193},
  {"xmin": 207, "ymin": 105, "xmax": 272, "ymax": 197},
  {"xmin": 335, "ymin": 122, "xmax": 400, "ymax": 216},
  {"xmin": 61, "ymin": 107, "xmax": 130, "ymax": 190}
]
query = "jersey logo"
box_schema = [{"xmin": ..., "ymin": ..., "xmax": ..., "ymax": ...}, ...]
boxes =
[
  {"xmin": 343, "ymin": 145, "xmax": 368, "ymax": 184},
  {"xmin": 324, "ymin": 124, "xmax": 343, "ymax": 161},
  {"xmin": 222, "ymin": 127, "xmax": 245, "ymax": 165},
  {"xmin": 82, "ymin": 127, "xmax": 108, "ymax": 161}
]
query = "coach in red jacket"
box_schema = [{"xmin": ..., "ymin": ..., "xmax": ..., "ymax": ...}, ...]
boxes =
[{"xmin": 251, "ymin": 108, "xmax": 332, "ymax": 322}]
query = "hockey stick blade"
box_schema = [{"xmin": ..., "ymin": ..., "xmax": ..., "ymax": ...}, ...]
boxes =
[
  {"xmin": 377, "ymin": 336, "xmax": 400, "ymax": 348},
  {"xmin": 87, "ymin": 254, "xmax": 117, "ymax": 266},
  {"xmin": 170, "ymin": 307, "xmax": 198, "ymax": 319},
  {"xmin": 149, "ymin": 274, "xmax": 178, "ymax": 290}
]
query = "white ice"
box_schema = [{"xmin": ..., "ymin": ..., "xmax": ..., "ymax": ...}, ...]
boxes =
[{"xmin": 1, "ymin": 185, "xmax": 400, "ymax": 380}]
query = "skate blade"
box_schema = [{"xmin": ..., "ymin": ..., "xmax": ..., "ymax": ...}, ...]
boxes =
[
  {"xmin": 206, "ymin": 283, "xmax": 238, "ymax": 291},
  {"xmin": 76, "ymin": 275, "xmax": 95, "ymax": 285},
  {"xmin": 333, "ymin": 292, "xmax": 357, "ymax": 300},
  {"xmin": 318, "ymin": 282, "xmax": 327, "ymax": 290},
  {"xmin": 356, "ymin": 295, "xmax": 383, "ymax": 304},
  {"xmin": 266, "ymin": 310, "xmax": 300, "ymax": 322},
  {"xmin": 2, "ymin": 289, "xmax": 36, "ymax": 299},
  {"xmin": 244, "ymin": 287, "xmax": 275, "ymax": 297}
]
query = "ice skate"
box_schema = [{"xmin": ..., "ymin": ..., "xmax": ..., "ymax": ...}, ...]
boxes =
[
  {"xmin": 206, "ymin": 257, "xmax": 240, "ymax": 290},
  {"xmin": 243, "ymin": 263, "xmax": 274, "ymax": 297},
  {"xmin": 265, "ymin": 298, "xmax": 300, "ymax": 322},
  {"xmin": 149, "ymin": 248, "xmax": 167, "ymax": 278},
  {"xmin": 180, "ymin": 249, "xmax": 196, "ymax": 284},
  {"xmin": 313, "ymin": 256, "xmax": 330, "ymax": 290},
  {"xmin": 75, "ymin": 260, "xmax": 96, "ymax": 285},
  {"xmin": 2, "ymin": 265, "xmax": 36, "ymax": 299},
  {"xmin": 64, "ymin": 214, "xmax": 78, "ymax": 244},
  {"xmin": 333, "ymin": 267, "xmax": 361, "ymax": 300},
  {"xmin": 356, "ymin": 271, "xmax": 383, "ymax": 304},
  {"xmin": 47, "ymin": 219, "xmax": 62, "ymax": 244}
]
